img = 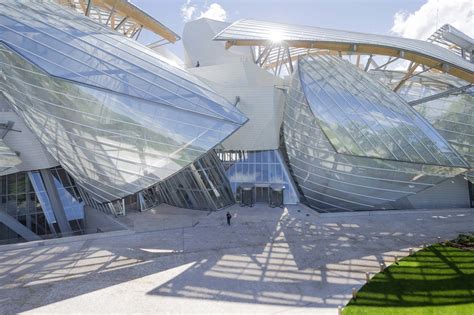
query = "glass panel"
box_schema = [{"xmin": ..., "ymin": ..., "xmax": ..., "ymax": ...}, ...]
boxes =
[
  {"xmin": 27, "ymin": 171, "xmax": 57, "ymax": 230},
  {"xmin": 0, "ymin": 41, "xmax": 245, "ymax": 203},
  {"xmin": 0, "ymin": 1, "xmax": 246, "ymax": 124},
  {"xmin": 282, "ymin": 62, "xmax": 466, "ymax": 211},
  {"xmin": 217, "ymin": 150, "xmax": 300, "ymax": 204},
  {"xmin": 297, "ymin": 55, "xmax": 468, "ymax": 168}
]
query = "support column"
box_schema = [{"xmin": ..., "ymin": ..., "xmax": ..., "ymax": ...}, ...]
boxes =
[
  {"xmin": 39, "ymin": 169, "xmax": 73, "ymax": 236},
  {"xmin": 0, "ymin": 211, "xmax": 41, "ymax": 241}
]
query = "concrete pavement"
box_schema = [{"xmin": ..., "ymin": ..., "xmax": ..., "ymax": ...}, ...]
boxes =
[{"xmin": 0, "ymin": 204, "xmax": 472, "ymax": 314}]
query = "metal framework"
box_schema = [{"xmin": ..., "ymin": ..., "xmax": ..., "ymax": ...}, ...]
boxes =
[
  {"xmin": 56, "ymin": 0, "xmax": 180, "ymax": 43},
  {"xmin": 390, "ymin": 24, "xmax": 474, "ymax": 93},
  {"xmin": 215, "ymin": 19, "xmax": 474, "ymax": 83},
  {"xmin": 428, "ymin": 24, "xmax": 473, "ymax": 62}
]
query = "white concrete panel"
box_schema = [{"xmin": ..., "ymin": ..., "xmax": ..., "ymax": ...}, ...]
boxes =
[
  {"xmin": 147, "ymin": 42, "xmax": 184, "ymax": 69},
  {"xmin": 405, "ymin": 175, "xmax": 470, "ymax": 209},
  {"xmin": 0, "ymin": 96, "xmax": 58, "ymax": 175},
  {"xmin": 183, "ymin": 18, "xmax": 253, "ymax": 68},
  {"xmin": 189, "ymin": 62, "xmax": 286, "ymax": 150}
]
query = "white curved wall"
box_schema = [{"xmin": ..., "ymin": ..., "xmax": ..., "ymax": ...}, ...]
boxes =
[
  {"xmin": 183, "ymin": 18, "xmax": 253, "ymax": 68},
  {"xmin": 189, "ymin": 61, "xmax": 286, "ymax": 151},
  {"xmin": 0, "ymin": 95, "xmax": 58, "ymax": 176}
]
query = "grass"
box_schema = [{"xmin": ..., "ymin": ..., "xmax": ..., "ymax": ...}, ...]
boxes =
[{"xmin": 343, "ymin": 244, "xmax": 474, "ymax": 315}]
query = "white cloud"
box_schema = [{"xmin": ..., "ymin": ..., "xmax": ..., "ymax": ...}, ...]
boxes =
[
  {"xmin": 391, "ymin": 0, "xmax": 473, "ymax": 40},
  {"xmin": 180, "ymin": 1, "xmax": 228, "ymax": 22},
  {"xmin": 180, "ymin": 0, "xmax": 196, "ymax": 22},
  {"xmin": 198, "ymin": 3, "xmax": 227, "ymax": 21}
]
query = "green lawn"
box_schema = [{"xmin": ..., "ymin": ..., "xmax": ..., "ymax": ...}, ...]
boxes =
[{"xmin": 343, "ymin": 244, "xmax": 474, "ymax": 315}]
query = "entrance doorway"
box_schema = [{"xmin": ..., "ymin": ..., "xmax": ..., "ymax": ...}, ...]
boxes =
[{"xmin": 255, "ymin": 186, "xmax": 270, "ymax": 204}]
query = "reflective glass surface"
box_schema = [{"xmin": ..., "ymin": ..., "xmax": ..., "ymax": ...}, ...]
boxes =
[
  {"xmin": 373, "ymin": 70, "xmax": 474, "ymax": 168},
  {"xmin": 27, "ymin": 171, "xmax": 56, "ymax": 227},
  {"xmin": 0, "ymin": 41, "xmax": 245, "ymax": 202},
  {"xmin": 0, "ymin": 0, "xmax": 245, "ymax": 124},
  {"xmin": 50, "ymin": 167, "xmax": 84, "ymax": 224},
  {"xmin": 139, "ymin": 150, "xmax": 234, "ymax": 211},
  {"xmin": 298, "ymin": 55, "xmax": 468, "ymax": 168},
  {"xmin": 218, "ymin": 150, "xmax": 299, "ymax": 204},
  {"xmin": 283, "ymin": 61, "xmax": 466, "ymax": 212},
  {"xmin": 0, "ymin": 167, "xmax": 84, "ymax": 243},
  {"xmin": 0, "ymin": 171, "xmax": 55, "ymax": 243}
]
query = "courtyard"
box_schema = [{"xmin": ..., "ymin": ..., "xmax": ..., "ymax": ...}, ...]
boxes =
[{"xmin": 0, "ymin": 205, "xmax": 473, "ymax": 314}]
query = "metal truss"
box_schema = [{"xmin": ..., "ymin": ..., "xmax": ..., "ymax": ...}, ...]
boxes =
[
  {"xmin": 240, "ymin": 23, "xmax": 473, "ymax": 97},
  {"xmin": 428, "ymin": 24, "xmax": 473, "ymax": 62},
  {"xmin": 408, "ymin": 84, "xmax": 473, "ymax": 106},
  {"xmin": 56, "ymin": 0, "xmax": 180, "ymax": 43}
]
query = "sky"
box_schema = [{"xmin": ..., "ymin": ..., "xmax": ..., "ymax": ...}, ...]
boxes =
[{"xmin": 130, "ymin": 0, "xmax": 473, "ymax": 58}]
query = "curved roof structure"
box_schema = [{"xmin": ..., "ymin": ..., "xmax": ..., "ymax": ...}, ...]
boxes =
[
  {"xmin": 0, "ymin": 0, "xmax": 247, "ymax": 202},
  {"xmin": 373, "ymin": 70, "xmax": 474, "ymax": 168},
  {"xmin": 298, "ymin": 55, "xmax": 469, "ymax": 168},
  {"xmin": 214, "ymin": 19, "xmax": 474, "ymax": 83},
  {"xmin": 0, "ymin": 1, "xmax": 245, "ymax": 125},
  {"xmin": 57, "ymin": 0, "xmax": 180, "ymax": 42},
  {"xmin": 283, "ymin": 56, "xmax": 468, "ymax": 211}
]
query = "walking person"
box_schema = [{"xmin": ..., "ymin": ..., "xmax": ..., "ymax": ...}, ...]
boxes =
[{"xmin": 226, "ymin": 211, "xmax": 232, "ymax": 226}]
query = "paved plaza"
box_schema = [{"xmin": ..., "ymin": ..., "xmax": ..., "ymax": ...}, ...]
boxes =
[{"xmin": 0, "ymin": 205, "xmax": 473, "ymax": 314}]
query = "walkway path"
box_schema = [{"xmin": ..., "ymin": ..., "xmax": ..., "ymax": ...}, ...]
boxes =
[{"xmin": 0, "ymin": 205, "xmax": 472, "ymax": 314}]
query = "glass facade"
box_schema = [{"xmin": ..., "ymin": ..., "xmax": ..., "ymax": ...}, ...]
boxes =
[
  {"xmin": 298, "ymin": 55, "xmax": 468, "ymax": 167},
  {"xmin": 0, "ymin": 1, "xmax": 471, "ymax": 224},
  {"xmin": 217, "ymin": 150, "xmax": 299, "ymax": 204},
  {"xmin": 283, "ymin": 58, "xmax": 467, "ymax": 212},
  {"xmin": 139, "ymin": 150, "xmax": 234, "ymax": 211},
  {"xmin": 0, "ymin": 0, "xmax": 247, "ymax": 203},
  {"xmin": 50, "ymin": 167, "xmax": 85, "ymax": 231},
  {"xmin": 0, "ymin": 1, "xmax": 245, "ymax": 124},
  {"xmin": 0, "ymin": 167, "xmax": 84, "ymax": 244},
  {"xmin": 372, "ymin": 70, "xmax": 474, "ymax": 168}
]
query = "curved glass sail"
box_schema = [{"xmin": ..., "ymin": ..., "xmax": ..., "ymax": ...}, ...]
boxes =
[
  {"xmin": 0, "ymin": 1, "xmax": 245, "ymax": 125},
  {"xmin": 0, "ymin": 1, "xmax": 247, "ymax": 203},
  {"xmin": 298, "ymin": 55, "xmax": 468, "ymax": 168},
  {"xmin": 372, "ymin": 70, "xmax": 474, "ymax": 168},
  {"xmin": 283, "ymin": 58, "xmax": 467, "ymax": 212}
]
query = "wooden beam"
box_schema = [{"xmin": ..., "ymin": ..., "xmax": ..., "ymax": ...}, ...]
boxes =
[
  {"xmin": 393, "ymin": 62, "xmax": 419, "ymax": 92},
  {"xmin": 90, "ymin": 0, "xmax": 179, "ymax": 43},
  {"xmin": 225, "ymin": 40, "xmax": 474, "ymax": 83}
]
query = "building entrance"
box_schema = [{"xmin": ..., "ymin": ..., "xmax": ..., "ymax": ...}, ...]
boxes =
[{"xmin": 255, "ymin": 186, "xmax": 270, "ymax": 204}]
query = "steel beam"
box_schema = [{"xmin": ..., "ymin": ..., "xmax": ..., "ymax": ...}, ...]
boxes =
[
  {"xmin": 408, "ymin": 84, "xmax": 473, "ymax": 106},
  {"xmin": 0, "ymin": 211, "xmax": 41, "ymax": 241},
  {"xmin": 221, "ymin": 40, "xmax": 474, "ymax": 82},
  {"xmin": 39, "ymin": 169, "xmax": 73, "ymax": 236}
]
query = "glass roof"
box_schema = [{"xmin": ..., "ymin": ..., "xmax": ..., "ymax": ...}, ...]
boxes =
[
  {"xmin": 297, "ymin": 54, "xmax": 469, "ymax": 168},
  {"xmin": 373, "ymin": 70, "xmax": 474, "ymax": 168},
  {"xmin": 214, "ymin": 19, "xmax": 474, "ymax": 81},
  {"xmin": 0, "ymin": 0, "xmax": 246, "ymax": 125},
  {"xmin": 0, "ymin": 0, "xmax": 248, "ymax": 202},
  {"xmin": 59, "ymin": 0, "xmax": 181, "ymax": 42}
]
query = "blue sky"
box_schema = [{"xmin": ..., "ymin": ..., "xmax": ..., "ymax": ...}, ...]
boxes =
[{"xmin": 130, "ymin": 0, "xmax": 472, "ymax": 58}]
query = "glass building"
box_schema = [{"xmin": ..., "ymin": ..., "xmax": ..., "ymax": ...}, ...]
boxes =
[
  {"xmin": 282, "ymin": 55, "xmax": 468, "ymax": 211},
  {"xmin": 217, "ymin": 150, "xmax": 299, "ymax": 205},
  {"xmin": 0, "ymin": 1, "xmax": 472, "ymax": 243},
  {"xmin": 0, "ymin": 166, "xmax": 84, "ymax": 244},
  {"xmin": 0, "ymin": 0, "xmax": 246, "ymax": 203}
]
